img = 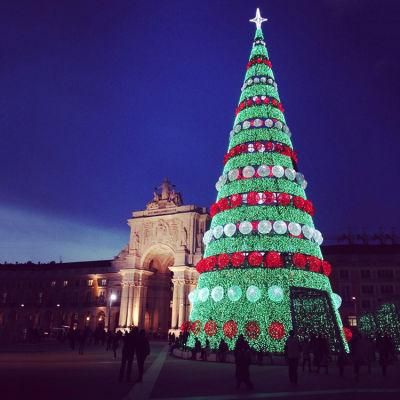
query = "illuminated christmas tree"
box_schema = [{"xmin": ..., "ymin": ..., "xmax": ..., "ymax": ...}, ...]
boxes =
[{"xmin": 187, "ymin": 9, "xmax": 347, "ymax": 352}]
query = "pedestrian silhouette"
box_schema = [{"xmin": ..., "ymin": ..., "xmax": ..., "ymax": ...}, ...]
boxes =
[
  {"xmin": 284, "ymin": 330, "xmax": 301, "ymax": 384},
  {"xmin": 136, "ymin": 329, "xmax": 150, "ymax": 382},
  {"xmin": 234, "ymin": 335, "xmax": 253, "ymax": 390},
  {"xmin": 119, "ymin": 328, "xmax": 138, "ymax": 382}
]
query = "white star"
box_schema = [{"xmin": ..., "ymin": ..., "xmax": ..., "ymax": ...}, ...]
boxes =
[{"xmin": 249, "ymin": 8, "xmax": 268, "ymax": 30}]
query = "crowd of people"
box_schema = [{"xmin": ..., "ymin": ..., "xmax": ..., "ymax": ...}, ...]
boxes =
[{"xmin": 168, "ymin": 329, "xmax": 397, "ymax": 390}]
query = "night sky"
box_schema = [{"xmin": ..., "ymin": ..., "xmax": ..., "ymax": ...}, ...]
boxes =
[{"xmin": 1, "ymin": 0, "xmax": 399, "ymax": 262}]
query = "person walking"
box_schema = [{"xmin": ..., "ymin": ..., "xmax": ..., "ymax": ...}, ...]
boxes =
[
  {"xmin": 136, "ymin": 329, "xmax": 150, "ymax": 383},
  {"xmin": 119, "ymin": 328, "xmax": 137, "ymax": 382},
  {"xmin": 218, "ymin": 339, "xmax": 229, "ymax": 362},
  {"xmin": 284, "ymin": 330, "xmax": 301, "ymax": 385},
  {"xmin": 112, "ymin": 331, "xmax": 122, "ymax": 359},
  {"xmin": 301, "ymin": 338, "xmax": 312, "ymax": 372},
  {"xmin": 234, "ymin": 335, "xmax": 253, "ymax": 390}
]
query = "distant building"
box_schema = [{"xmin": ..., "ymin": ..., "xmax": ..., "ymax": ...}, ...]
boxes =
[
  {"xmin": 0, "ymin": 182, "xmax": 399, "ymax": 338},
  {"xmin": 326, "ymin": 244, "xmax": 400, "ymax": 328}
]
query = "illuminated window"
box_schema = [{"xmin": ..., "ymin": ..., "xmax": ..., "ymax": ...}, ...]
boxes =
[
  {"xmin": 87, "ymin": 279, "xmax": 93, "ymax": 287},
  {"xmin": 101, "ymin": 279, "xmax": 107, "ymax": 286},
  {"xmin": 63, "ymin": 280, "xmax": 68, "ymax": 287},
  {"xmin": 50, "ymin": 281, "xmax": 56, "ymax": 287},
  {"xmin": 348, "ymin": 316, "xmax": 357, "ymax": 327}
]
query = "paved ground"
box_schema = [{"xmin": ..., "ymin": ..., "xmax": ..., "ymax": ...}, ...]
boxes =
[{"xmin": 1, "ymin": 341, "xmax": 400, "ymax": 400}]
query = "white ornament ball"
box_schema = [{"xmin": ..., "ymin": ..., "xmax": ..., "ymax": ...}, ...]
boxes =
[
  {"xmin": 332, "ymin": 293, "xmax": 342, "ymax": 309},
  {"xmin": 211, "ymin": 286, "xmax": 224, "ymax": 302},
  {"xmin": 260, "ymin": 77, "xmax": 267, "ymax": 83},
  {"xmin": 248, "ymin": 143, "xmax": 255, "ymax": 153},
  {"xmin": 265, "ymin": 119, "xmax": 274, "ymax": 128},
  {"xmin": 301, "ymin": 180, "xmax": 308, "ymax": 190},
  {"xmin": 223, "ymin": 223, "xmax": 237, "ymax": 237},
  {"xmin": 272, "ymin": 165, "xmax": 284, "ymax": 178},
  {"xmin": 239, "ymin": 221, "xmax": 253, "ymax": 235},
  {"xmin": 188, "ymin": 289, "xmax": 198, "ymax": 304},
  {"xmin": 246, "ymin": 285, "xmax": 261, "ymax": 303},
  {"xmin": 234, "ymin": 124, "xmax": 241, "ymax": 133},
  {"xmin": 198, "ymin": 288, "xmax": 209, "ymax": 302},
  {"xmin": 273, "ymin": 220, "xmax": 287, "ymax": 234},
  {"xmin": 313, "ymin": 229, "xmax": 323, "ymax": 245},
  {"xmin": 267, "ymin": 78, "xmax": 273, "ymax": 84},
  {"xmin": 257, "ymin": 143, "xmax": 265, "ymax": 152},
  {"xmin": 227, "ymin": 286, "xmax": 242, "ymax": 302},
  {"xmin": 254, "ymin": 77, "xmax": 260, "ymax": 84},
  {"xmin": 268, "ymin": 285, "xmax": 284, "ymax": 302},
  {"xmin": 296, "ymin": 172, "xmax": 305, "ymax": 185},
  {"xmin": 243, "ymin": 121, "xmax": 251, "ymax": 130},
  {"xmin": 257, "ymin": 165, "xmax": 270, "ymax": 177},
  {"xmin": 228, "ymin": 168, "xmax": 239, "ymax": 182},
  {"xmin": 202, "ymin": 230, "xmax": 213, "ymax": 245},
  {"xmin": 285, "ymin": 168, "xmax": 296, "ymax": 181},
  {"xmin": 275, "ymin": 121, "xmax": 283, "ymax": 130},
  {"xmin": 213, "ymin": 225, "xmax": 224, "ymax": 239},
  {"xmin": 257, "ymin": 192, "xmax": 266, "ymax": 204},
  {"xmin": 242, "ymin": 166, "xmax": 255, "ymax": 178},
  {"xmin": 302, "ymin": 225, "xmax": 315, "ymax": 240},
  {"xmin": 254, "ymin": 118, "xmax": 263, "ymax": 127},
  {"xmin": 258, "ymin": 220, "xmax": 272, "ymax": 234},
  {"xmin": 288, "ymin": 222, "xmax": 302, "ymax": 236}
]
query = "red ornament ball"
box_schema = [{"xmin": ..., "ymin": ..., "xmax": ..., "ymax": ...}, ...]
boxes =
[
  {"xmin": 245, "ymin": 321, "xmax": 261, "ymax": 340},
  {"xmin": 217, "ymin": 253, "xmax": 230, "ymax": 269},
  {"xmin": 308, "ymin": 256, "xmax": 321, "ymax": 273},
  {"xmin": 268, "ymin": 321, "xmax": 285, "ymax": 340},
  {"xmin": 230, "ymin": 194, "xmax": 242, "ymax": 208},
  {"xmin": 248, "ymin": 252, "xmax": 263, "ymax": 267},
  {"xmin": 277, "ymin": 193, "xmax": 291, "ymax": 206},
  {"xmin": 231, "ymin": 252, "xmax": 245, "ymax": 267},
  {"xmin": 204, "ymin": 256, "xmax": 217, "ymax": 271},
  {"xmin": 343, "ymin": 327, "xmax": 353, "ymax": 342},
  {"xmin": 223, "ymin": 320, "xmax": 238, "ymax": 339},
  {"xmin": 321, "ymin": 260, "xmax": 332, "ymax": 276},
  {"xmin": 247, "ymin": 191, "xmax": 258, "ymax": 205},
  {"xmin": 292, "ymin": 253, "xmax": 307, "ymax": 269},
  {"xmin": 218, "ymin": 198, "xmax": 230, "ymax": 211},
  {"xmin": 210, "ymin": 203, "xmax": 220, "ymax": 217},
  {"xmin": 180, "ymin": 321, "xmax": 191, "ymax": 333},
  {"xmin": 204, "ymin": 320, "xmax": 218, "ymax": 337},
  {"xmin": 266, "ymin": 251, "xmax": 283, "ymax": 268},
  {"xmin": 191, "ymin": 320, "xmax": 201, "ymax": 335},
  {"xmin": 293, "ymin": 196, "xmax": 305, "ymax": 209}
]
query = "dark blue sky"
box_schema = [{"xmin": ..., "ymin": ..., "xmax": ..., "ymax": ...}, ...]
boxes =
[{"xmin": 1, "ymin": 0, "xmax": 399, "ymax": 262}]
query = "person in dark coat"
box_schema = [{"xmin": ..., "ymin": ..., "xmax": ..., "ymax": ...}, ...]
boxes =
[
  {"xmin": 284, "ymin": 330, "xmax": 301, "ymax": 385},
  {"xmin": 218, "ymin": 339, "xmax": 229, "ymax": 362},
  {"xmin": 234, "ymin": 335, "xmax": 253, "ymax": 390},
  {"xmin": 119, "ymin": 328, "xmax": 138, "ymax": 382},
  {"xmin": 136, "ymin": 329, "xmax": 150, "ymax": 382}
]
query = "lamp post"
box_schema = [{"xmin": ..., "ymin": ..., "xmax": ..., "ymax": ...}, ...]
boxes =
[
  {"xmin": 351, "ymin": 296, "xmax": 357, "ymax": 325},
  {"xmin": 107, "ymin": 293, "xmax": 117, "ymax": 332}
]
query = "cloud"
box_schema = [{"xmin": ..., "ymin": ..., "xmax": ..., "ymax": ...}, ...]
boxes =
[{"xmin": 0, "ymin": 204, "xmax": 127, "ymax": 263}]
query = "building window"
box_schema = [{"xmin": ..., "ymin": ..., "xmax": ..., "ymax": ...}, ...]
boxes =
[
  {"xmin": 377, "ymin": 270, "xmax": 394, "ymax": 279},
  {"xmin": 2, "ymin": 292, "xmax": 7, "ymax": 304},
  {"xmin": 361, "ymin": 270, "xmax": 371, "ymax": 279},
  {"xmin": 87, "ymin": 279, "xmax": 93, "ymax": 287},
  {"xmin": 361, "ymin": 285, "xmax": 374, "ymax": 294},
  {"xmin": 98, "ymin": 279, "xmax": 107, "ymax": 287},
  {"xmin": 63, "ymin": 280, "xmax": 68, "ymax": 287},
  {"xmin": 381, "ymin": 285, "xmax": 394, "ymax": 294},
  {"xmin": 348, "ymin": 316, "xmax": 357, "ymax": 327},
  {"xmin": 339, "ymin": 270, "xmax": 349, "ymax": 279},
  {"xmin": 50, "ymin": 281, "xmax": 56, "ymax": 287}
]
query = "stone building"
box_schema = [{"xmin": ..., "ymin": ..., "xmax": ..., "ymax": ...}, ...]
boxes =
[
  {"xmin": 0, "ymin": 180, "xmax": 209, "ymax": 338},
  {"xmin": 0, "ymin": 181, "xmax": 399, "ymax": 338}
]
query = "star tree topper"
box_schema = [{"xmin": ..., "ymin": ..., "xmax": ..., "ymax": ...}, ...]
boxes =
[{"xmin": 249, "ymin": 8, "xmax": 268, "ymax": 30}]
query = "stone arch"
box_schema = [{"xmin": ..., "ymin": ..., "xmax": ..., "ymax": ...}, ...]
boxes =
[{"xmin": 141, "ymin": 244, "xmax": 175, "ymax": 335}]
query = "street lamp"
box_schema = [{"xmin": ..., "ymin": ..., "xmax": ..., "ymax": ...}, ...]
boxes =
[
  {"xmin": 107, "ymin": 293, "xmax": 117, "ymax": 332},
  {"xmin": 351, "ymin": 296, "xmax": 357, "ymax": 325}
]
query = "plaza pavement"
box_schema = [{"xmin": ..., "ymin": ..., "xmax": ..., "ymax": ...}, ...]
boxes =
[{"xmin": 1, "ymin": 341, "xmax": 400, "ymax": 400}]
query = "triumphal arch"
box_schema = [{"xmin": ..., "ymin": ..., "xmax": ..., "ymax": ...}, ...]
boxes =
[{"xmin": 114, "ymin": 179, "xmax": 209, "ymax": 334}]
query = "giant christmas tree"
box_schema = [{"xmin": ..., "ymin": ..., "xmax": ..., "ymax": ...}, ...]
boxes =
[{"xmin": 187, "ymin": 9, "xmax": 347, "ymax": 353}]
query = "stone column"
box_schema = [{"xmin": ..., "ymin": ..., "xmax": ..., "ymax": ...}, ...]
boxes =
[
  {"xmin": 126, "ymin": 284, "xmax": 134, "ymax": 327},
  {"xmin": 178, "ymin": 281, "xmax": 186, "ymax": 327},
  {"xmin": 118, "ymin": 283, "xmax": 129, "ymax": 327},
  {"xmin": 171, "ymin": 280, "xmax": 179, "ymax": 329}
]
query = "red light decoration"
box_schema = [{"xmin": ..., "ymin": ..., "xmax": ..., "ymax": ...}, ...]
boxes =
[
  {"xmin": 248, "ymin": 252, "xmax": 263, "ymax": 267},
  {"xmin": 223, "ymin": 320, "xmax": 238, "ymax": 339},
  {"xmin": 268, "ymin": 321, "xmax": 285, "ymax": 340},
  {"xmin": 343, "ymin": 327, "xmax": 353, "ymax": 342},
  {"xmin": 204, "ymin": 320, "xmax": 218, "ymax": 337},
  {"xmin": 180, "ymin": 321, "xmax": 191, "ymax": 333},
  {"xmin": 191, "ymin": 320, "xmax": 201, "ymax": 335},
  {"xmin": 245, "ymin": 321, "xmax": 261, "ymax": 339}
]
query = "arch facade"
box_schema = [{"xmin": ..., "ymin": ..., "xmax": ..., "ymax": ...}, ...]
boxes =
[{"xmin": 114, "ymin": 180, "xmax": 209, "ymax": 334}]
